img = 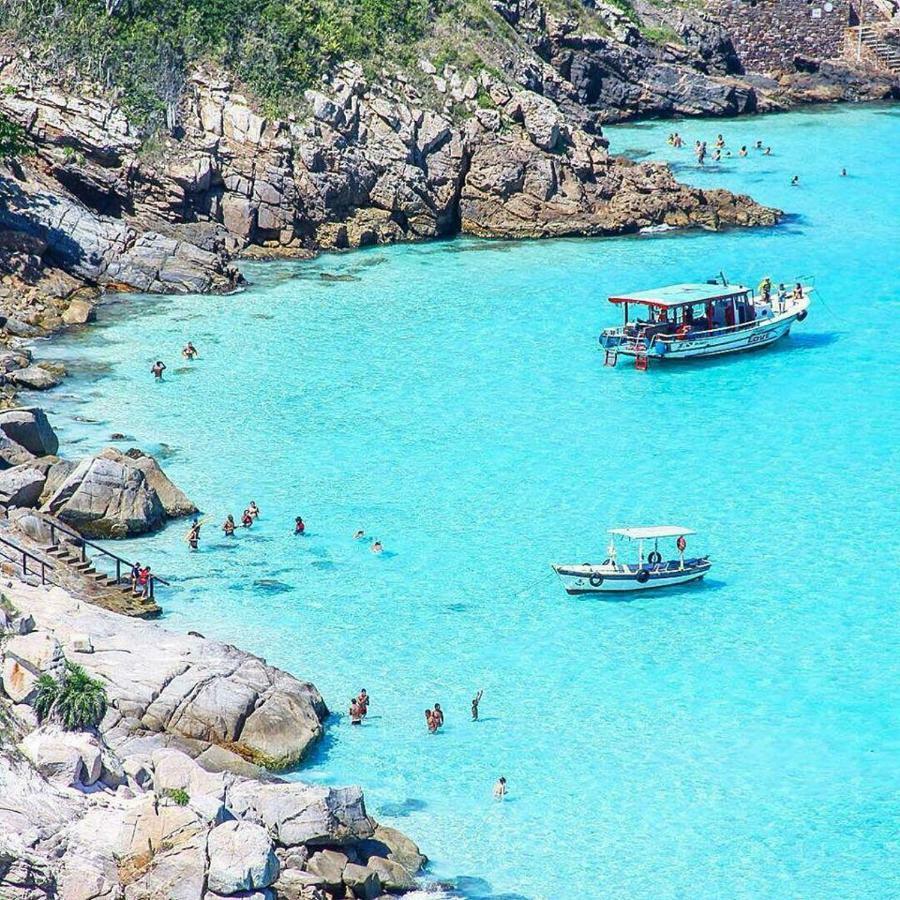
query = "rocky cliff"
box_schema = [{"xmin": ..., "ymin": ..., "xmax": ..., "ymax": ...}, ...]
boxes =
[
  {"xmin": 0, "ymin": 0, "xmax": 896, "ymax": 348},
  {"xmin": 0, "ymin": 581, "xmax": 427, "ymax": 899}
]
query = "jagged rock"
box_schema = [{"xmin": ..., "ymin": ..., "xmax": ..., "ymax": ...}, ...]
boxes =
[
  {"xmin": 0, "ymin": 464, "xmax": 46, "ymax": 507},
  {"xmin": 342, "ymin": 863, "xmax": 381, "ymax": 899},
  {"xmin": 365, "ymin": 856, "xmax": 415, "ymax": 892},
  {"xmin": 272, "ymin": 868, "xmax": 327, "ymax": 900},
  {"xmin": 0, "ymin": 408, "xmax": 59, "ymax": 456},
  {"xmin": 306, "ymin": 850, "xmax": 348, "ymax": 891},
  {"xmin": 206, "ymin": 820, "xmax": 280, "ymax": 894},
  {"xmin": 226, "ymin": 782, "xmax": 372, "ymax": 847}
]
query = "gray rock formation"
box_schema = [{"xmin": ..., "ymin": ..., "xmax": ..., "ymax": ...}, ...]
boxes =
[
  {"xmin": 0, "ymin": 580, "xmax": 426, "ymax": 900},
  {"xmin": 42, "ymin": 446, "xmax": 195, "ymax": 537},
  {"xmin": 0, "ymin": 464, "xmax": 46, "ymax": 507},
  {"xmin": 0, "ymin": 407, "xmax": 59, "ymax": 457}
]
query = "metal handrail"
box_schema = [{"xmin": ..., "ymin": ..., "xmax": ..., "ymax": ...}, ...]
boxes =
[
  {"xmin": 40, "ymin": 514, "xmax": 170, "ymax": 597},
  {"xmin": 0, "ymin": 534, "xmax": 54, "ymax": 585}
]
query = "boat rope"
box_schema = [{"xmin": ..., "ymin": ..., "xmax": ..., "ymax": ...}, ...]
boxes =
[
  {"xmin": 511, "ymin": 568, "xmax": 558, "ymax": 600},
  {"xmin": 795, "ymin": 274, "xmax": 846, "ymax": 325}
]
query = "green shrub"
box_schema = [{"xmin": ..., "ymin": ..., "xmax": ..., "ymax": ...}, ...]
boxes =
[
  {"xmin": 163, "ymin": 787, "xmax": 190, "ymax": 805},
  {"xmin": 0, "ymin": 113, "xmax": 33, "ymax": 159},
  {"xmin": 33, "ymin": 662, "xmax": 108, "ymax": 731}
]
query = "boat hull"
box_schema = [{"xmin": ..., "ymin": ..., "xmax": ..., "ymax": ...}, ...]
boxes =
[{"xmin": 551, "ymin": 561, "xmax": 711, "ymax": 594}]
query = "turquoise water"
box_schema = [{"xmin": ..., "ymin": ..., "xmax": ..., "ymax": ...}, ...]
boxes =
[{"xmin": 37, "ymin": 104, "xmax": 899, "ymax": 899}]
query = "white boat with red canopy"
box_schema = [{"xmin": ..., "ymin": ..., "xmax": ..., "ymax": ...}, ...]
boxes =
[
  {"xmin": 551, "ymin": 526, "xmax": 710, "ymax": 595},
  {"xmin": 599, "ymin": 280, "xmax": 810, "ymax": 369}
]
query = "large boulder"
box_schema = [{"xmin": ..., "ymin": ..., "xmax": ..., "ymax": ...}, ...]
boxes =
[
  {"xmin": 0, "ymin": 408, "xmax": 59, "ymax": 456},
  {"xmin": 206, "ymin": 820, "xmax": 279, "ymax": 895},
  {"xmin": 123, "ymin": 449, "xmax": 197, "ymax": 517},
  {"xmin": 0, "ymin": 464, "xmax": 47, "ymax": 508},
  {"xmin": 341, "ymin": 863, "xmax": 381, "ymax": 900},
  {"xmin": 305, "ymin": 850, "xmax": 347, "ymax": 891},
  {"xmin": 225, "ymin": 782, "xmax": 372, "ymax": 848},
  {"xmin": 19, "ymin": 728, "xmax": 104, "ymax": 787},
  {"xmin": 6, "ymin": 365, "xmax": 62, "ymax": 391},
  {"xmin": 42, "ymin": 449, "xmax": 166, "ymax": 537},
  {"xmin": 361, "ymin": 825, "xmax": 427, "ymax": 874},
  {"xmin": 365, "ymin": 855, "xmax": 415, "ymax": 891},
  {"xmin": 1, "ymin": 630, "xmax": 64, "ymax": 703}
]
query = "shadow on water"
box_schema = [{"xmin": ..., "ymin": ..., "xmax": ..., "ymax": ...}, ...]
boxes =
[
  {"xmin": 376, "ymin": 797, "xmax": 428, "ymax": 818},
  {"xmin": 452, "ymin": 875, "xmax": 531, "ymax": 900}
]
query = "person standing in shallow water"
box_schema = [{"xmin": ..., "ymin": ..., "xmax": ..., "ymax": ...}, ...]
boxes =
[
  {"xmin": 425, "ymin": 709, "xmax": 437, "ymax": 733},
  {"xmin": 349, "ymin": 697, "xmax": 362, "ymax": 725},
  {"xmin": 294, "ymin": 516, "xmax": 305, "ymax": 535},
  {"xmin": 433, "ymin": 703, "xmax": 444, "ymax": 728},
  {"xmin": 182, "ymin": 342, "xmax": 198, "ymax": 360},
  {"xmin": 185, "ymin": 517, "xmax": 203, "ymax": 550},
  {"xmin": 222, "ymin": 515, "xmax": 236, "ymax": 536},
  {"xmin": 151, "ymin": 360, "xmax": 166, "ymax": 380},
  {"xmin": 357, "ymin": 689, "xmax": 369, "ymax": 718},
  {"xmin": 472, "ymin": 689, "xmax": 483, "ymax": 721},
  {"xmin": 493, "ymin": 777, "xmax": 507, "ymax": 801}
]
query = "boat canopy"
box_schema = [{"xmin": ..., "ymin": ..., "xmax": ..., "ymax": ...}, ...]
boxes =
[
  {"xmin": 608, "ymin": 283, "xmax": 749, "ymax": 310},
  {"xmin": 608, "ymin": 526, "xmax": 696, "ymax": 540}
]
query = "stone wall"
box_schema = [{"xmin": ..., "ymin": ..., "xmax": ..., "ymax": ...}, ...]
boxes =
[{"xmin": 710, "ymin": 0, "xmax": 853, "ymax": 73}]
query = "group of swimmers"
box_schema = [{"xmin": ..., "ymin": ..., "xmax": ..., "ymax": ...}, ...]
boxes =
[
  {"xmin": 668, "ymin": 133, "xmax": 774, "ymax": 167},
  {"xmin": 221, "ymin": 502, "xmax": 261, "ymax": 536},
  {"xmin": 349, "ymin": 688, "xmax": 370, "ymax": 724},
  {"xmin": 150, "ymin": 342, "xmax": 199, "ymax": 381}
]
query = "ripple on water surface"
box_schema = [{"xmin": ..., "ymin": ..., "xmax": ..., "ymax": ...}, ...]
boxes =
[{"xmin": 37, "ymin": 105, "xmax": 900, "ymax": 900}]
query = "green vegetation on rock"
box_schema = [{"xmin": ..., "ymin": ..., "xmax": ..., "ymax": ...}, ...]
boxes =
[
  {"xmin": 0, "ymin": 0, "xmax": 437, "ymax": 126},
  {"xmin": 0, "ymin": 111, "xmax": 33, "ymax": 158},
  {"xmin": 33, "ymin": 662, "xmax": 108, "ymax": 730}
]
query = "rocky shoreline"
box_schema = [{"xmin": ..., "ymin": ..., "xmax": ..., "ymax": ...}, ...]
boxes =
[{"xmin": 1, "ymin": 580, "xmax": 429, "ymax": 900}]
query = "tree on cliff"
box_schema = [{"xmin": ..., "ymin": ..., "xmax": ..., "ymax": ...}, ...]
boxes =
[{"xmin": 0, "ymin": 113, "xmax": 33, "ymax": 159}]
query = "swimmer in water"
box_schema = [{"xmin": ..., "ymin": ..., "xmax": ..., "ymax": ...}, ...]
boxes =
[
  {"xmin": 755, "ymin": 140, "xmax": 763, "ymax": 150},
  {"xmin": 791, "ymin": 175, "xmax": 799, "ymax": 186},
  {"xmin": 294, "ymin": 516, "xmax": 305, "ymax": 535},
  {"xmin": 349, "ymin": 698, "xmax": 362, "ymax": 725},
  {"xmin": 182, "ymin": 342, "xmax": 198, "ymax": 360},
  {"xmin": 715, "ymin": 134, "xmax": 725, "ymax": 148},
  {"xmin": 248, "ymin": 501, "xmax": 260, "ymax": 518},
  {"xmin": 493, "ymin": 777, "xmax": 507, "ymax": 801},
  {"xmin": 151, "ymin": 360, "xmax": 166, "ymax": 380},
  {"xmin": 353, "ymin": 529, "xmax": 366, "ymax": 540},
  {"xmin": 371, "ymin": 540, "xmax": 383, "ymax": 554},
  {"xmin": 222, "ymin": 514, "xmax": 236, "ymax": 536},
  {"xmin": 472, "ymin": 689, "xmax": 483, "ymax": 721},
  {"xmin": 425, "ymin": 709, "xmax": 437, "ymax": 733},
  {"xmin": 357, "ymin": 689, "xmax": 369, "ymax": 717},
  {"xmin": 185, "ymin": 517, "xmax": 204, "ymax": 550},
  {"xmin": 713, "ymin": 148, "xmax": 721, "ymax": 162},
  {"xmin": 241, "ymin": 509, "xmax": 253, "ymax": 528},
  {"xmin": 764, "ymin": 146, "xmax": 772, "ymax": 155},
  {"xmin": 841, "ymin": 167, "xmax": 847, "ymax": 176},
  {"xmin": 433, "ymin": 703, "xmax": 444, "ymax": 728},
  {"xmin": 739, "ymin": 146, "xmax": 748, "ymax": 157}
]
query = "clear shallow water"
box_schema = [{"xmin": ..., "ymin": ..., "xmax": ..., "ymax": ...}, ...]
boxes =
[{"xmin": 35, "ymin": 104, "xmax": 899, "ymax": 899}]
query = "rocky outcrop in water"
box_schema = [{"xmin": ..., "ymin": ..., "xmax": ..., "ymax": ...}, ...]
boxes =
[{"xmin": 0, "ymin": 582, "xmax": 426, "ymax": 899}]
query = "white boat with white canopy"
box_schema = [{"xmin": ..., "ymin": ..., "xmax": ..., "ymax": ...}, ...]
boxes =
[
  {"xmin": 599, "ymin": 279, "xmax": 811, "ymax": 369},
  {"xmin": 551, "ymin": 526, "xmax": 710, "ymax": 594}
]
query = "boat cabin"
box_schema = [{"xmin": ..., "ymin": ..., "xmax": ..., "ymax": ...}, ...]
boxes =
[{"xmin": 608, "ymin": 283, "xmax": 765, "ymax": 341}]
